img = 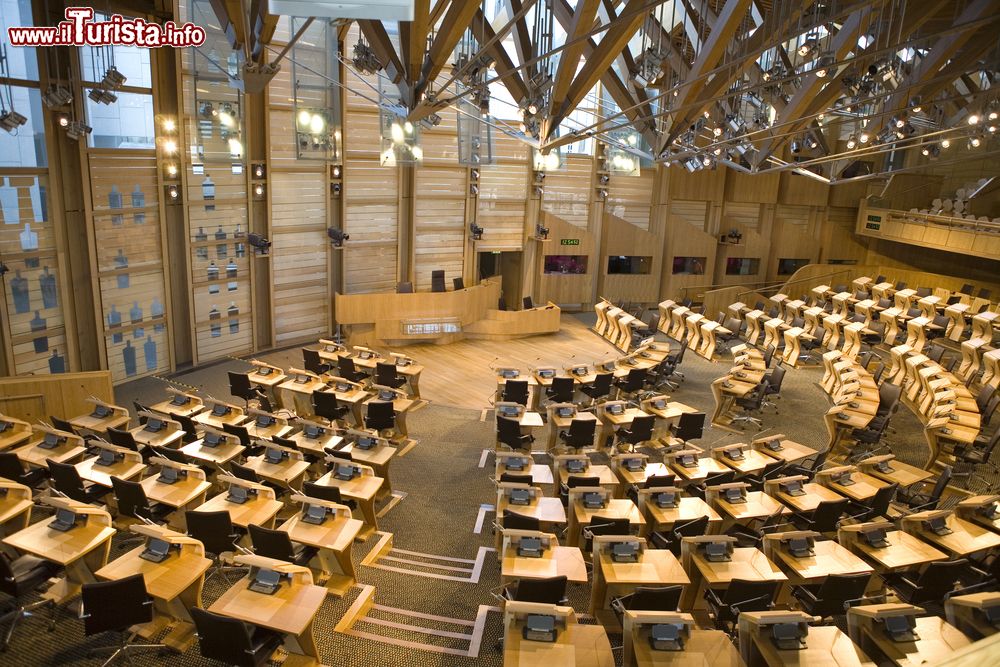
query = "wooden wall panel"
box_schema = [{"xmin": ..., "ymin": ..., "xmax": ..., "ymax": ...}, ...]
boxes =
[
  {"xmin": 822, "ymin": 206, "xmax": 867, "ymax": 263},
  {"xmin": 670, "ymin": 200, "xmax": 709, "ymax": 232},
  {"xmin": 722, "ymin": 202, "xmax": 760, "ymax": 231},
  {"xmin": 270, "ymin": 172, "xmax": 330, "ymax": 344},
  {"xmin": 770, "ymin": 204, "xmax": 821, "ymax": 281},
  {"xmin": 541, "ymin": 155, "xmax": 592, "ymax": 228},
  {"xmin": 668, "ymin": 166, "xmax": 726, "ymax": 201},
  {"xmin": 0, "ymin": 371, "xmax": 113, "ymax": 424},
  {"xmin": 87, "ymin": 154, "xmax": 170, "ymax": 384},
  {"xmin": 536, "ymin": 211, "xmax": 595, "ymax": 305},
  {"xmin": 725, "ymin": 170, "xmax": 780, "ymax": 203},
  {"xmin": 606, "ymin": 170, "xmax": 654, "ymax": 230},
  {"xmin": 414, "ymin": 166, "xmax": 466, "ymax": 290},
  {"xmin": 477, "ymin": 161, "xmax": 527, "ymax": 251},
  {"xmin": 778, "ymin": 172, "xmax": 829, "ymax": 206},
  {"xmin": 601, "ymin": 213, "xmax": 662, "ymax": 303}
]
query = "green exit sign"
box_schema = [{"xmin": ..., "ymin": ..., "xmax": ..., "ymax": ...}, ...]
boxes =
[{"xmin": 560, "ymin": 238, "xmax": 580, "ymax": 246}]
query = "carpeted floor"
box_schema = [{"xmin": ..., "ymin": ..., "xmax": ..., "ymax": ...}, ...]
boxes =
[{"xmin": 1, "ymin": 313, "xmax": 993, "ymax": 666}]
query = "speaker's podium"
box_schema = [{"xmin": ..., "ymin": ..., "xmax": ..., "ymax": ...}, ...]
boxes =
[{"xmin": 335, "ymin": 278, "xmax": 559, "ymax": 347}]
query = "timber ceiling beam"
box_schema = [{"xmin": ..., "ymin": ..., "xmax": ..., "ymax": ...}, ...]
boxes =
[
  {"xmin": 549, "ymin": 0, "xmax": 602, "ymax": 116},
  {"xmin": 545, "ymin": 0, "xmax": 647, "ymax": 141},
  {"xmin": 404, "ymin": 0, "xmax": 430, "ymax": 85},
  {"xmin": 505, "ymin": 0, "xmax": 535, "ymax": 72},
  {"xmin": 471, "ymin": 9, "xmax": 530, "ymax": 104},
  {"xmin": 416, "ymin": 0, "xmax": 482, "ymax": 101}
]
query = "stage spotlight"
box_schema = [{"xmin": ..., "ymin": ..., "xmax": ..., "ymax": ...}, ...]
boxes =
[{"xmin": 248, "ymin": 233, "xmax": 271, "ymax": 255}]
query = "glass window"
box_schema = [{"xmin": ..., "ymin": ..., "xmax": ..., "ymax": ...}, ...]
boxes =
[
  {"xmin": 544, "ymin": 255, "xmax": 588, "ymax": 274},
  {"xmin": 777, "ymin": 258, "xmax": 810, "ymax": 275},
  {"xmin": 672, "ymin": 257, "xmax": 706, "ymax": 275},
  {"xmin": 85, "ymin": 90, "xmax": 155, "ymax": 149},
  {"xmin": 726, "ymin": 257, "xmax": 761, "ymax": 276},
  {"xmin": 607, "ymin": 256, "xmax": 652, "ymax": 275},
  {"xmin": 0, "ymin": 0, "xmax": 39, "ymax": 80},
  {"xmin": 0, "ymin": 86, "xmax": 46, "ymax": 167}
]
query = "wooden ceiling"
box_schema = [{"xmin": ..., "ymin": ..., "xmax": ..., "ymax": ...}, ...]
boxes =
[{"xmin": 209, "ymin": 0, "xmax": 1000, "ymax": 181}]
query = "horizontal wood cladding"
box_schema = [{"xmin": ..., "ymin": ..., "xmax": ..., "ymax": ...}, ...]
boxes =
[
  {"xmin": 414, "ymin": 166, "xmax": 466, "ymax": 291},
  {"xmin": 541, "ymin": 155, "xmax": 592, "ymax": 228},
  {"xmin": 605, "ymin": 170, "xmax": 654, "ymax": 230}
]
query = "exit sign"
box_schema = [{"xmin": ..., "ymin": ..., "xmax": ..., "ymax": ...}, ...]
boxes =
[{"xmin": 560, "ymin": 238, "xmax": 580, "ymax": 246}]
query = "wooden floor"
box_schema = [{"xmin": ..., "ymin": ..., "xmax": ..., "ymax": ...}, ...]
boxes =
[{"xmin": 400, "ymin": 315, "xmax": 618, "ymax": 410}]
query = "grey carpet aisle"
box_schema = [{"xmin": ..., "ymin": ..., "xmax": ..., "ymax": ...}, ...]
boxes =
[{"xmin": 1, "ymin": 315, "xmax": 993, "ymax": 666}]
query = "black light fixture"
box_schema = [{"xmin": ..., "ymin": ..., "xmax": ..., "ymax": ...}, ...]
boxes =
[
  {"xmin": 535, "ymin": 224, "xmax": 549, "ymax": 240},
  {"xmin": 327, "ymin": 227, "xmax": 349, "ymax": 247},
  {"xmin": 164, "ymin": 184, "xmax": 180, "ymax": 203},
  {"xmin": 469, "ymin": 223, "xmax": 484, "ymax": 241},
  {"xmin": 248, "ymin": 233, "xmax": 271, "ymax": 255},
  {"xmin": 726, "ymin": 229, "xmax": 743, "ymax": 244}
]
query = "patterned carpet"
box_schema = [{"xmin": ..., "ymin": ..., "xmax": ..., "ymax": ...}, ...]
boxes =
[{"xmin": 1, "ymin": 313, "xmax": 992, "ymax": 666}]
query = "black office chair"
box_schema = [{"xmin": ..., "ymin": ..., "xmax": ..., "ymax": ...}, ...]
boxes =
[
  {"xmin": 48, "ymin": 416, "xmax": 77, "ymax": 436},
  {"xmin": 46, "ymin": 459, "xmax": 108, "ymax": 504},
  {"xmin": 611, "ymin": 585, "xmax": 683, "ymax": 619},
  {"xmin": 688, "ymin": 470, "xmax": 737, "ymax": 502},
  {"xmin": 106, "ymin": 426, "xmax": 140, "ymax": 453},
  {"xmin": 502, "ymin": 380, "xmax": 530, "ymax": 406},
  {"xmin": 81, "ymin": 574, "xmax": 165, "ymax": 664},
  {"xmin": 615, "ymin": 415, "xmax": 655, "ymax": 452},
  {"xmin": 582, "ymin": 516, "xmax": 632, "ymax": 554},
  {"xmin": 522, "ymin": 296, "xmax": 534, "ymax": 310},
  {"xmin": 978, "ymin": 288, "xmax": 991, "ymax": 300},
  {"xmin": 228, "ymin": 461, "xmax": 261, "ymax": 483},
  {"xmin": 375, "ymin": 362, "xmax": 407, "ymax": 389},
  {"xmin": 132, "ymin": 402, "xmax": 152, "ymax": 424},
  {"xmin": 152, "ymin": 445, "xmax": 189, "ymax": 465},
  {"xmin": 302, "ymin": 481, "xmax": 356, "ymax": 510},
  {"xmin": 111, "ymin": 476, "xmax": 172, "ymax": 526},
  {"xmin": 579, "ymin": 373, "xmax": 613, "ymax": 406},
  {"xmin": 301, "ymin": 348, "xmax": 332, "ymax": 376},
  {"xmin": 499, "ymin": 473, "xmax": 533, "ymax": 485},
  {"xmin": 846, "ymin": 482, "xmax": 898, "ymax": 522},
  {"xmin": 746, "ymin": 460, "xmax": 788, "ymax": 492},
  {"xmin": 704, "ymin": 579, "xmax": 779, "ymax": 635},
  {"xmin": 894, "ymin": 466, "xmax": 952, "ymax": 511},
  {"xmin": 229, "ymin": 371, "xmax": 267, "ymax": 409},
  {"xmin": 762, "ymin": 345, "xmax": 775, "ymax": 368},
  {"xmin": 497, "ymin": 416, "xmax": 534, "ymax": 452},
  {"xmin": 649, "ymin": 516, "xmax": 710, "ymax": 557},
  {"xmin": 0, "ymin": 452, "xmax": 47, "ymax": 489},
  {"xmin": 312, "ymin": 390, "xmax": 349, "ymax": 424},
  {"xmin": 884, "ymin": 559, "xmax": 969, "ymax": 606},
  {"xmin": 960, "ymin": 283, "xmax": 975, "ymax": 296},
  {"xmin": 894, "ymin": 281, "xmax": 907, "ymax": 291},
  {"xmin": 248, "ymin": 523, "xmax": 317, "ymax": 567},
  {"xmin": 614, "ymin": 368, "xmax": 647, "ymax": 402},
  {"xmin": 501, "ymin": 510, "xmax": 540, "ymax": 532},
  {"xmin": 761, "ymin": 365, "xmax": 786, "ymax": 413},
  {"xmin": 190, "ymin": 607, "xmax": 284, "ymax": 667},
  {"xmin": 431, "ymin": 270, "xmax": 446, "ymax": 293},
  {"xmin": 792, "ymin": 499, "xmax": 849, "ymax": 534},
  {"xmin": 668, "ymin": 412, "xmax": 705, "ymax": 448},
  {"xmin": 498, "ymin": 296, "xmax": 507, "ymax": 311},
  {"xmin": 558, "ymin": 419, "xmax": 596, "ymax": 452},
  {"xmin": 783, "ymin": 448, "xmax": 829, "ymax": 480},
  {"xmin": 337, "ymin": 356, "xmax": 368, "ymax": 383},
  {"xmin": 185, "ymin": 510, "xmax": 243, "ymax": 584},
  {"xmin": 169, "ymin": 412, "xmax": 201, "ymax": 444},
  {"xmin": 365, "ymin": 401, "xmax": 396, "ymax": 433},
  {"xmin": 0, "ymin": 552, "xmax": 60, "ymax": 651},
  {"xmin": 725, "ymin": 507, "xmax": 791, "ymax": 548},
  {"xmin": 716, "ymin": 317, "xmax": 745, "ymax": 354},
  {"xmin": 792, "ymin": 572, "xmax": 871, "ymax": 620},
  {"xmin": 503, "ymin": 575, "xmax": 568, "ymax": 605},
  {"xmin": 545, "ymin": 377, "xmax": 575, "ymax": 405},
  {"xmin": 453, "ymin": 277, "xmax": 464, "ymax": 290},
  {"xmin": 953, "ymin": 428, "xmax": 1000, "ymax": 475}
]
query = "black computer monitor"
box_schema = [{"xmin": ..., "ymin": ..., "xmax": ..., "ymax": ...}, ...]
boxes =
[
  {"xmin": 49, "ymin": 508, "xmax": 80, "ymax": 532},
  {"xmin": 140, "ymin": 537, "xmax": 172, "ymax": 563},
  {"xmin": 302, "ymin": 503, "xmax": 329, "ymax": 525},
  {"xmin": 144, "ymin": 417, "xmax": 165, "ymax": 432}
]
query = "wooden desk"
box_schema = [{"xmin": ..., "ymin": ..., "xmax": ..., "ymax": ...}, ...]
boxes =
[
  {"xmin": 313, "ymin": 466, "xmax": 384, "ymax": 539},
  {"xmin": 327, "ymin": 382, "xmax": 373, "ymax": 426},
  {"xmin": 278, "ymin": 500, "xmax": 363, "ymax": 596},
  {"xmin": 287, "ymin": 426, "xmax": 343, "ymax": 460},
  {"xmin": 495, "ymin": 453, "xmax": 554, "ymax": 486},
  {"xmin": 945, "ymin": 592, "xmax": 1000, "ymax": 640},
  {"xmin": 75, "ymin": 447, "xmax": 145, "ymax": 488},
  {"xmin": 817, "ymin": 468, "xmax": 889, "ymax": 503},
  {"xmin": 277, "ymin": 373, "xmax": 328, "ymax": 417},
  {"xmin": 955, "ymin": 496, "xmax": 1000, "ymax": 534},
  {"xmin": 192, "ymin": 402, "xmax": 246, "ymax": 430},
  {"xmin": 857, "ymin": 456, "xmax": 933, "ymax": 489},
  {"xmin": 710, "ymin": 490, "xmax": 788, "ymax": 531},
  {"xmin": 244, "ymin": 453, "xmax": 311, "ymax": 491},
  {"xmin": 194, "ymin": 483, "xmax": 283, "ymax": 531},
  {"xmin": 4, "ymin": 499, "xmax": 115, "ymax": 603},
  {"xmin": 69, "ymin": 400, "xmax": 130, "ymax": 434},
  {"xmin": 179, "ymin": 436, "xmax": 244, "ymax": 468},
  {"xmin": 556, "ymin": 462, "xmax": 619, "ymax": 494},
  {"xmin": 130, "ymin": 417, "xmax": 186, "ymax": 450},
  {"xmin": 140, "ymin": 463, "xmax": 211, "ymax": 529},
  {"xmin": 838, "ymin": 525, "xmax": 948, "ymax": 573},
  {"xmin": 500, "ymin": 531, "xmax": 587, "ymax": 584},
  {"xmin": 637, "ymin": 492, "xmax": 722, "ymax": 532},
  {"xmin": 503, "ymin": 601, "xmax": 614, "ymax": 667},
  {"xmin": 848, "ymin": 604, "xmax": 970, "ymax": 667},
  {"xmin": 751, "ymin": 437, "xmax": 815, "ymax": 464},
  {"xmin": 680, "ymin": 540, "xmax": 786, "ymax": 611},
  {"xmin": 496, "ymin": 488, "xmax": 568, "ymax": 552},
  {"xmin": 714, "ymin": 448, "xmax": 774, "ymax": 477},
  {"xmin": 590, "ymin": 538, "xmax": 689, "ymax": 621},
  {"xmin": 598, "ymin": 407, "xmax": 652, "ymax": 451},
  {"xmin": 339, "ymin": 438, "xmax": 398, "ymax": 500},
  {"xmin": 764, "ymin": 479, "xmax": 845, "ymax": 513},
  {"xmin": 149, "ymin": 392, "xmax": 204, "ymax": 419},
  {"xmin": 742, "ymin": 612, "xmax": 874, "ymax": 667},
  {"xmin": 623, "ymin": 611, "xmax": 743, "ymax": 666},
  {"xmin": 13, "ymin": 429, "xmax": 86, "ymax": 468},
  {"xmin": 902, "ymin": 511, "xmax": 1000, "ymax": 558},
  {"xmin": 0, "ymin": 480, "xmax": 33, "ymax": 540},
  {"xmin": 568, "ymin": 496, "xmax": 646, "ymax": 547},
  {"xmin": 0, "ymin": 416, "xmax": 32, "ymax": 451},
  {"xmin": 209, "ymin": 559, "xmax": 326, "ymax": 665},
  {"xmin": 762, "ymin": 534, "xmax": 873, "ymax": 585},
  {"xmin": 613, "ymin": 459, "xmax": 672, "ymax": 489},
  {"xmin": 668, "ymin": 455, "xmax": 731, "ymax": 485},
  {"xmin": 95, "ymin": 525, "xmax": 211, "ymax": 652},
  {"xmin": 546, "ymin": 409, "xmax": 598, "ymax": 451}
]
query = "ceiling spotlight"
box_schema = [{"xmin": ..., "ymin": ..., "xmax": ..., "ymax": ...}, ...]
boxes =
[
  {"xmin": 41, "ymin": 85, "xmax": 73, "ymax": 108},
  {"xmin": 101, "ymin": 66, "xmax": 127, "ymax": 90},
  {"xmin": 420, "ymin": 113, "xmax": 442, "ymax": 129},
  {"xmin": 701, "ymin": 155, "xmax": 712, "ymax": 167},
  {"xmin": 712, "ymin": 126, "xmax": 722, "ymax": 137},
  {"xmin": 253, "ymin": 184, "xmax": 264, "ymax": 197},
  {"xmin": 846, "ymin": 135, "xmax": 857, "ymax": 149},
  {"xmin": 797, "ymin": 38, "xmax": 818, "ymax": 58},
  {"xmin": 162, "ymin": 139, "xmax": 177, "ymax": 154},
  {"xmin": 790, "ymin": 139, "xmax": 801, "ymax": 154},
  {"xmin": 352, "ymin": 40, "xmax": 382, "ymax": 75},
  {"xmin": 968, "ymin": 113, "xmax": 980, "ymax": 125},
  {"xmin": 989, "ymin": 111, "xmax": 998, "ymax": 121},
  {"xmin": 969, "ymin": 137, "xmax": 981, "ymax": 148},
  {"xmin": 0, "ymin": 110, "xmax": 27, "ymax": 132},
  {"xmin": 909, "ymin": 97, "xmax": 922, "ymax": 113},
  {"xmin": 814, "ymin": 55, "xmax": 835, "ymax": 78},
  {"xmin": 332, "ymin": 165, "xmax": 341, "ymax": 178},
  {"xmin": 469, "ymin": 222, "xmax": 484, "ymax": 241},
  {"xmin": 57, "ymin": 114, "xmax": 69, "ymax": 127},
  {"xmin": 921, "ymin": 144, "xmax": 939, "ymax": 157},
  {"xmin": 253, "ymin": 165, "xmax": 264, "ymax": 178},
  {"xmin": 327, "ymin": 227, "xmax": 349, "ymax": 247},
  {"xmin": 941, "ymin": 138, "xmax": 950, "ymax": 148},
  {"xmin": 859, "ymin": 131, "xmax": 871, "ymax": 144},
  {"xmin": 162, "ymin": 118, "xmax": 176, "ymax": 132},
  {"xmin": 892, "ymin": 114, "xmax": 906, "ymax": 129},
  {"xmin": 87, "ymin": 88, "xmax": 117, "ymax": 105},
  {"xmin": 807, "ymin": 135, "xmax": 818, "ymax": 149},
  {"xmin": 64, "ymin": 120, "xmax": 92, "ymax": 140},
  {"xmin": 989, "ymin": 125, "xmax": 997, "ymax": 134},
  {"xmin": 165, "ymin": 164, "xmax": 178, "ymax": 177}
]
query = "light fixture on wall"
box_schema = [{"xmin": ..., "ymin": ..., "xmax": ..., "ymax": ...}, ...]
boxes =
[
  {"xmin": 331, "ymin": 182, "xmax": 342, "ymax": 196},
  {"xmin": 327, "ymin": 227, "xmax": 349, "ymax": 247},
  {"xmin": 165, "ymin": 184, "xmax": 180, "ymax": 203},
  {"xmin": 726, "ymin": 229, "xmax": 743, "ymax": 244},
  {"xmin": 87, "ymin": 88, "xmax": 117, "ymax": 105},
  {"xmin": 253, "ymin": 164, "xmax": 266, "ymax": 179},
  {"xmin": 0, "ymin": 110, "xmax": 27, "ymax": 132},
  {"xmin": 253, "ymin": 184, "xmax": 265, "ymax": 199},
  {"xmin": 469, "ymin": 222, "xmax": 484, "ymax": 241},
  {"xmin": 248, "ymin": 233, "xmax": 272, "ymax": 255},
  {"xmin": 533, "ymin": 185, "xmax": 544, "ymax": 197},
  {"xmin": 164, "ymin": 163, "xmax": 178, "ymax": 178},
  {"xmin": 353, "ymin": 39, "xmax": 382, "ymax": 75},
  {"xmin": 469, "ymin": 184, "xmax": 479, "ymax": 195},
  {"xmin": 64, "ymin": 120, "xmax": 91, "ymax": 141},
  {"xmin": 535, "ymin": 223, "xmax": 549, "ymax": 241}
]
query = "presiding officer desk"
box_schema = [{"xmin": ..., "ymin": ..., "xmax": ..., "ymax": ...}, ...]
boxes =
[{"xmin": 335, "ymin": 278, "xmax": 560, "ymax": 347}]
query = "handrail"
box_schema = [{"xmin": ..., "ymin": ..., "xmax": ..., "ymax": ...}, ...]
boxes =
[{"xmin": 736, "ymin": 267, "xmax": 858, "ymax": 302}]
